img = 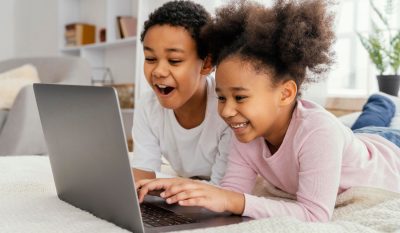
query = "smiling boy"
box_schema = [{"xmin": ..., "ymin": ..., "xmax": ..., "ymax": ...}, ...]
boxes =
[{"xmin": 131, "ymin": 1, "xmax": 231, "ymax": 185}]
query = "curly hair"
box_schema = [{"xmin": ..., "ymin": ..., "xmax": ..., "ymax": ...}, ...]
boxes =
[
  {"xmin": 202, "ymin": 0, "xmax": 335, "ymax": 90},
  {"xmin": 140, "ymin": 0, "xmax": 211, "ymax": 60}
]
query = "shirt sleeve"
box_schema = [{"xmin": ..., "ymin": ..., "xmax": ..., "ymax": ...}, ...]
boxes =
[
  {"xmin": 219, "ymin": 139, "xmax": 258, "ymax": 193},
  {"xmin": 242, "ymin": 126, "xmax": 344, "ymax": 222},
  {"xmin": 209, "ymin": 127, "xmax": 232, "ymax": 185},
  {"xmin": 130, "ymin": 96, "xmax": 162, "ymax": 171}
]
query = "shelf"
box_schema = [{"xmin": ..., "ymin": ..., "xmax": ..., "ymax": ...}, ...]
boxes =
[{"xmin": 60, "ymin": 37, "xmax": 136, "ymax": 52}]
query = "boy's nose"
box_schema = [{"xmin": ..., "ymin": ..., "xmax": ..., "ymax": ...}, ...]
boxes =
[{"xmin": 152, "ymin": 62, "xmax": 169, "ymax": 78}]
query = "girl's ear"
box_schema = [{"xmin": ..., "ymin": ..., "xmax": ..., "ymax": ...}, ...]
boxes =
[
  {"xmin": 200, "ymin": 55, "xmax": 215, "ymax": 75},
  {"xmin": 280, "ymin": 80, "xmax": 297, "ymax": 106}
]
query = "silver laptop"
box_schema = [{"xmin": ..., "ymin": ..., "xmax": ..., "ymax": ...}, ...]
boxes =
[{"xmin": 33, "ymin": 84, "xmax": 249, "ymax": 233}]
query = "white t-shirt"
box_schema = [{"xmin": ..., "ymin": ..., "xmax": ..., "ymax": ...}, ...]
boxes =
[{"xmin": 131, "ymin": 76, "xmax": 232, "ymax": 184}]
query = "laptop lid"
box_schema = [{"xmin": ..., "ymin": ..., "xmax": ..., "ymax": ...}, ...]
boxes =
[{"xmin": 34, "ymin": 83, "xmax": 145, "ymax": 232}]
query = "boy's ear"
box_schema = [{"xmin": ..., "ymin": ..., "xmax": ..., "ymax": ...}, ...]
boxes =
[
  {"xmin": 200, "ymin": 55, "xmax": 215, "ymax": 75},
  {"xmin": 280, "ymin": 80, "xmax": 297, "ymax": 106}
]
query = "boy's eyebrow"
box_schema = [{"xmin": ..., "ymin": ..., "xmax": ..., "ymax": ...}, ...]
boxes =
[{"xmin": 215, "ymin": 87, "xmax": 249, "ymax": 92}]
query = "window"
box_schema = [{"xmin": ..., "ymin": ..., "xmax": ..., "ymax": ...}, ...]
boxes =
[
  {"xmin": 213, "ymin": 0, "xmax": 400, "ymax": 97},
  {"xmin": 329, "ymin": 0, "xmax": 400, "ymax": 97}
]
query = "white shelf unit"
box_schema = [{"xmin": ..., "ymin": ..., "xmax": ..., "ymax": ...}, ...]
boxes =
[
  {"xmin": 58, "ymin": 0, "xmax": 220, "ymax": 104},
  {"xmin": 58, "ymin": 0, "xmax": 138, "ymax": 84}
]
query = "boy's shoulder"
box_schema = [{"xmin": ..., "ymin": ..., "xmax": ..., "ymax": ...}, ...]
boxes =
[{"xmin": 136, "ymin": 91, "xmax": 165, "ymax": 116}]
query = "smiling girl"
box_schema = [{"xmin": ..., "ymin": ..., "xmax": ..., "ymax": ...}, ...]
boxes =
[{"xmin": 137, "ymin": 0, "xmax": 400, "ymax": 222}]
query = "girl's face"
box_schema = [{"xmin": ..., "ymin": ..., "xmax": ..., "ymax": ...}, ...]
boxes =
[
  {"xmin": 143, "ymin": 25, "xmax": 207, "ymax": 110},
  {"xmin": 216, "ymin": 56, "xmax": 294, "ymax": 143}
]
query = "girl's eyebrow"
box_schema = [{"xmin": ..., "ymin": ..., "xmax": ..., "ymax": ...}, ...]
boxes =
[
  {"xmin": 215, "ymin": 87, "xmax": 249, "ymax": 93},
  {"xmin": 143, "ymin": 46, "xmax": 153, "ymax": 51},
  {"xmin": 165, "ymin": 48, "xmax": 185, "ymax": 53}
]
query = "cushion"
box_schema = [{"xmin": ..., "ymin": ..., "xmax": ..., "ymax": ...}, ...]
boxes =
[
  {"xmin": 0, "ymin": 64, "xmax": 40, "ymax": 109},
  {"xmin": 0, "ymin": 109, "xmax": 8, "ymax": 132}
]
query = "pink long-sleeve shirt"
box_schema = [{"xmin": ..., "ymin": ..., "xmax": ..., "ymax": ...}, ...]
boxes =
[{"xmin": 220, "ymin": 99, "xmax": 400, "ymax": 222}]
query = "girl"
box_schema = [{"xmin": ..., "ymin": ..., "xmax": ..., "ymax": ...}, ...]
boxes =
[
  {"xmin": 131, "ymin": 0, "xmax": 231, "ymax": 185},
  {"xmin": 136, "ymin": 0, "xmax": 400, "ymax": 222}
]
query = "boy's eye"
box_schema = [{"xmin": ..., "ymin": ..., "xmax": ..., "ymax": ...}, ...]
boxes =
[
  {"xmin": 145, "ymin": 57, "xmax": 156, "ymax": 63},
  {"xmin": 235, "ymin": 96, "xmax": 247, "ymax": 102}
]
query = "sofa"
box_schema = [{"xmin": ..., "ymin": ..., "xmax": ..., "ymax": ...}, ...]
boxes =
[{"xmin": 0, "ymin": 56, "xmax": 91, "ymax": 156}]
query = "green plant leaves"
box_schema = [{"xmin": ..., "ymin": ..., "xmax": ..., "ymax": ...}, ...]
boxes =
[
  {"xmin": 390, "ymin": 31, "xmax": 400, "ymax": 74},
  {"xmin": 358, "ymin": 0, "xmax": 400, "ymax": 75},
  {"xmin": 358, "ymin": 32, "xmax": 386, "ymax": 74}
]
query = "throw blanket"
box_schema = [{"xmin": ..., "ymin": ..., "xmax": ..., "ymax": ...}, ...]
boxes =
[{"xmin": 1, "ymin": 156, "xmax": 400, "ymax": 233}]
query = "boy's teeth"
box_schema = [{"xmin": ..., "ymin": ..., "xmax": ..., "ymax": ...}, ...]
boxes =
[{"xmin": 157, "ymin": 84, "xmax": 167, "ymax": 88}]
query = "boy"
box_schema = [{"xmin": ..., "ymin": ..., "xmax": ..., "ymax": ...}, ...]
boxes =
[{"xmin": 131, "ymin": 0, "xmax": 231, "ymax": 185}]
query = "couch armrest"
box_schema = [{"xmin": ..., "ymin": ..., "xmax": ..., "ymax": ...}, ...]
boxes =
[{"xmin": 0, "ymin": 85, "xmax": 47, "ymax": 156}]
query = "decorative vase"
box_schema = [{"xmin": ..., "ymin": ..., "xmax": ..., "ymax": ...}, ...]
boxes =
[{"xmin": 377, "ymin": 75, "xmax": 400, "ymax": 96}]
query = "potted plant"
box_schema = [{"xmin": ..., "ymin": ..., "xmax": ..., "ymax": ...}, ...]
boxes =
[{"xmin": 358, "ymin": 0, "xmax": 400, "ymax": 96}]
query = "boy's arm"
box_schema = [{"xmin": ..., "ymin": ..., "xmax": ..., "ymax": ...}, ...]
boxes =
[
  {"xmin": 130, "ymin": 94, "xmax": 163, "ymax": 175},
  {"xmin": 209, "ymin": 128, "xmax": 232, "ymax": 185},
  {"xmin": 132, "ymin": 168, "xmax": 156, "ymax": 182}
]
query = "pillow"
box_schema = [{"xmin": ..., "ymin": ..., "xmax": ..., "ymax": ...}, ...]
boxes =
[
  {"xmin": 0, "ymin": 64, "xmax": 40, "ymax": 109},
  {"xmin": 338, "ymin": 112, "xmax": 361, "ymax": 128}
]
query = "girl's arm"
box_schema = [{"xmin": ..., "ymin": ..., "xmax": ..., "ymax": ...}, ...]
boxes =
[
  {"xmin": 219, "ymin": 139, "xmax": 258, "ymax": 193},
  {"xmin": 242, "ymin": 127, "xmax": 344, "ymax": 222},
  {"xmin": 136, "ymin": 178, "xmax": 245, "ymax": 214}
]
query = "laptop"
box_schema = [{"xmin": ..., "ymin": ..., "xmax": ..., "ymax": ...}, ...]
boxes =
[{"xmin": 33, "ymin": 83, "xmax": 249, "ymax": 233}]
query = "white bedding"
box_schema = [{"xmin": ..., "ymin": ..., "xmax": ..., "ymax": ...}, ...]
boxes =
[{"xmin": 1, "ymin": 156, "xmax": 400, "ymax": 233}]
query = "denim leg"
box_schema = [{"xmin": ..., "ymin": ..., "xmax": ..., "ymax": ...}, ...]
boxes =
[
  {"xmin": 351, "ymin": 94, "xmax": 396, "ymax": 130},
  {"xmin": 353, "ymin": 126, "xmax": 400, "ymax": 148}
]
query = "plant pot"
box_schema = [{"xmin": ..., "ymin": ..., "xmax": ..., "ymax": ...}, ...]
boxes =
[{"xmin": 377, "ymin": 75, "xmax": 400, "ymax": 96}]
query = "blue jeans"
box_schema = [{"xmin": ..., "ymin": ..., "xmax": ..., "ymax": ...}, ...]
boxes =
[
  {"xmin": 353, "ymin": 127, "xmax": 400, "ymax": 148},
  {"xmin": 351, "ymin": 94, "xmax": 395, "ymax": 130},
  {"xmin": 351, "ymin": 94, "xmax": 400, "ymax": 148}
]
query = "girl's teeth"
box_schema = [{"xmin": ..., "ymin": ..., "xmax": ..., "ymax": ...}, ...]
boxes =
[{"xmin": 231, "ymin": 122, "xmax": 247, "ymax": 129}]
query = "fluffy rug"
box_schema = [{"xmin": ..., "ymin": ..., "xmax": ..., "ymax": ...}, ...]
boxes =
[{"xmin": 1, "ymin": 156, "xmax": 400, "ymax": 233}]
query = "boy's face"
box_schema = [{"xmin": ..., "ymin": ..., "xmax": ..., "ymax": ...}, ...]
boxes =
[
  {"xmin": 143, "ymin": 25, "xmax": 205, "ymax": 110},
  {"xmin": 215, "ymin": 56, "xmax": 287, "ymax": 143}
]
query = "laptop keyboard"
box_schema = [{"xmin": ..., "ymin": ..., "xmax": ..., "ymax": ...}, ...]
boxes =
[{"xmin": 140, "ymin": 202, "xmax": 197, "ymax": 227}]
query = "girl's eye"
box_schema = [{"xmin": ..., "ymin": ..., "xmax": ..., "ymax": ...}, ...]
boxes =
[
  {"xmin": 169, "ymin": 60, "xmax": 182, "ymax": 65},
  {"xmin": 145, "ymin": 57, "xmax": 156, "ymax": 63},
  {"xmin": 235, "ymin": 96, "xmax": 247, "ymax": 102},
  {"xmin": 217, "ymin": 96, "xmax": 226, "ymax": 102}
]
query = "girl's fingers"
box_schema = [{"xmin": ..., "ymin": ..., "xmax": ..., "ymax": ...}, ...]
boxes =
[
  {"xmin": 165, "ymin": 189, "xmax": 204, "ymax": 204},
  {"xmin": 178, "ymin": 196, "xmax": 207, "ymax": 207},
  {"xmin": 162, "ymin": 181, "xmax": 203, "ymax": 198},
  {"xmin": 138, "ymin": 178, "xmax": 179, "ymax": 202}
]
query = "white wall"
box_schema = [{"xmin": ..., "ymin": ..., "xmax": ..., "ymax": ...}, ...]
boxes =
[
  {"xmin": 13, "ymin": 0, "xmax": 58, "ymax": 57},
  {"xmin": 0, "ymin": 0, "xmax": 15, "ymax": 61}
]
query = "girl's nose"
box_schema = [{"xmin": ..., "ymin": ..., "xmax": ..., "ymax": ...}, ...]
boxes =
[{"xmin": 219, "ymin": 101, "xmax": 237, "ymax": 119}]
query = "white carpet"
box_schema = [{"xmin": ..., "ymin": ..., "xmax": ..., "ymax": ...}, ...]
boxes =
[{"xmin": 1, "ymin": 156, "xmax": 400, "ymax": 233}]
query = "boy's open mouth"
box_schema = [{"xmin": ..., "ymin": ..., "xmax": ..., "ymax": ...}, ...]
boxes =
[{"xmin": 155, "ymin": 84, "xmax": 175, "ymax": 95}]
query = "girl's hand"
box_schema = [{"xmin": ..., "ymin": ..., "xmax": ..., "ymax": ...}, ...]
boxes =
[{"xmin": 136, "ymin": 178, "xmax": 245, "ymax": 214}]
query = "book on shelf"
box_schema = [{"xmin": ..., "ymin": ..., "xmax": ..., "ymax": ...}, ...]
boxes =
[
  {"xmin": 117, "ymin": 16, "xmax": 137, "ymax": 39},
  {"xmin": 65, "ymin": 23, "xmax": 96, "ymax": 47}
]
